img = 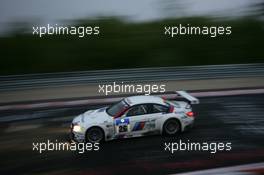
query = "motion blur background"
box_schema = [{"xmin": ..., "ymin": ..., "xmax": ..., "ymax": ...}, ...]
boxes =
[
  {"xmin": 0, "ymin": 0, "xmax": 264, "ymax": 75},
  {"xmin": 1, "ymin": 1, "xmax": 264, "ymax": 175}
]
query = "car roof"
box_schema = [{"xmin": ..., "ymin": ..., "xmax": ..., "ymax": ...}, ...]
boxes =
[{"xmin": 124, "ymin": 95, "xmax": 166, "ymax": 106}]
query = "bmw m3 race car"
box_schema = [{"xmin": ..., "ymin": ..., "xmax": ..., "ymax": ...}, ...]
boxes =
[{"xmin": 70, "ymin": 91, "xmax": 199, "ymax": 143}]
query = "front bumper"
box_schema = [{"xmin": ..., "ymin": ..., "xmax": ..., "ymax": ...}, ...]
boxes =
[
  {"xmin": 70, "ymin": 131, "xmax": 85, "ymax": 143},
  {"xmin": 70, "ymin": 124, "xmax": 85, "ymax": 142}
]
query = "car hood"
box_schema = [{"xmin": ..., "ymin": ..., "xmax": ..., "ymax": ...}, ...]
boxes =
[{"xmin": 81, "ymin": 107, "xmax": 112, "ymax": 124}]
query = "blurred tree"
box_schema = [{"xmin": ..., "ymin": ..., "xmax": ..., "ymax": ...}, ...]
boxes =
[
  {"xmin": 158, "ymin": 0, "xmax": 188, "ymax": 18},
  {"xmin": 250, "ymin": 0, "xmax": 264, "ymax": 18}
]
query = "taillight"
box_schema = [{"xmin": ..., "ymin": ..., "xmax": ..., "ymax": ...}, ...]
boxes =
[{"xmin": 186, "ymin": 111, "xmax": 194, "ymax": 117}]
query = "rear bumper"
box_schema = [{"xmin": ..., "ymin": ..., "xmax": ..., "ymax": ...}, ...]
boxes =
[
  {"xmin": 184, "ymin": 122, "xmax": 194, "ymax": 131},
  {"xmin": 182, "ymin": 118, "xmax": 195, "ymax": 132}
]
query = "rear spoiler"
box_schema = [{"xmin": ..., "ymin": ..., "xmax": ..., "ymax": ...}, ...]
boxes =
[{"xmin": 176, "ymin": 91, "xmax": 200, "ymax": 104}]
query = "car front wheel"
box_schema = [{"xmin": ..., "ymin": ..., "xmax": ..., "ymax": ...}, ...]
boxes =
[{"xmin": 86, "ymin": 127, "xmax": 104, "ymax": 143}]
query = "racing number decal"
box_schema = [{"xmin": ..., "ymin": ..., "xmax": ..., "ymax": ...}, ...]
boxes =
[
  {"xmin": 119, "ymin": 125, "xmax": 128, "ymax": 132},
  {"xmin": 115, "ymin": 118, "xmax": 130, "ymax": 133}
]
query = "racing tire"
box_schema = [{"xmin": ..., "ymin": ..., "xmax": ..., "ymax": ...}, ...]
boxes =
[
  {"xmin": 86, "ymin": 127, "xmax": 104, "ymax": 143},
  {"xmin": 163, "ymin": 119, "xmax": 180, "ymax": 135}
]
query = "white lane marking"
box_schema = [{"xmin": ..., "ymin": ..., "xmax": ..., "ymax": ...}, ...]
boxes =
[{"xmin": 172, "ymin": 162, "xmax": 264, "ymax": 175}]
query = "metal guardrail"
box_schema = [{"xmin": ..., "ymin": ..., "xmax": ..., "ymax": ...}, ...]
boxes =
[{"xmin": 0, "ymin": 63, "xmax": 264, "ymax": 91}]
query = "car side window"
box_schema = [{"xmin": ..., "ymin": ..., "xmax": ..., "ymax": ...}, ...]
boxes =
[
  {"xmin": 126, "ymin": 105, "xmax": 148, "ymax": 116},
  {"xmin": 152, "ymin": 104, "xmax": 169, "ymax": 113}
]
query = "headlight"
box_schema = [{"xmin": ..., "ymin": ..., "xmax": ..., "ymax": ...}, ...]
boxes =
[{"xmin": 72, "ymin": 124, "xmax": 82, "ymax": 132}]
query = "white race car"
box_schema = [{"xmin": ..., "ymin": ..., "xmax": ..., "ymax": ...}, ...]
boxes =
[{"xmin": 70, "ymin": 91, "xmax": 199, "ymax": 143}]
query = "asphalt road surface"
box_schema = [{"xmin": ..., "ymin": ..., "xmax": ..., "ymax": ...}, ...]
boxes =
[{"xmin": 0, "ymin": 94, "xmax": 264, "ymax": 175}]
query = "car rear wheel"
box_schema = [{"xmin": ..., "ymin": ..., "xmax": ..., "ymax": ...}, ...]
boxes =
[
  {"xmin": 86, "ymin": 127, "xmax": 104, "ymax": 143},
  {"xmin": 163, "ymin": 119, "xmax": 180, "ymax": 135}
]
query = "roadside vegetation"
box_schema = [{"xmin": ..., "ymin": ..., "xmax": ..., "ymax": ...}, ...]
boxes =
[{"xmin": 0, "ymin": 17, "xmax": 263, "ymax": 75}]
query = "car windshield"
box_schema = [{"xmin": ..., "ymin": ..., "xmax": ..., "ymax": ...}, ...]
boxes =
[{"xmin": 106, "ymin": 100, "xmax": 128, "ymax": 116}]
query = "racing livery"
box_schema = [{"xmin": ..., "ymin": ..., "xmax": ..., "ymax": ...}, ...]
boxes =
[{"xmin": 70, "ymin": 91, "xmax": 199, "ymax": 143}]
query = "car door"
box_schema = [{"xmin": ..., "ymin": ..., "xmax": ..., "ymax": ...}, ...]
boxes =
[
  {"xmin": 125, "ymin": 104, "xmax": 152, "ymax": 136},
  {"xmin": 114, "ymin": 104, "xmax": 163, "ymax": 138},
  {"xmin": 114, "ymin": 104, "xmax": 147, "ymax": 138},
  {"xmin": 148, "ymin": 103, "xmax": 170, "ymax": 126},
  {"xmin": 129, "ymin": 103, "xmax": 171, "ymax": 134}
]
